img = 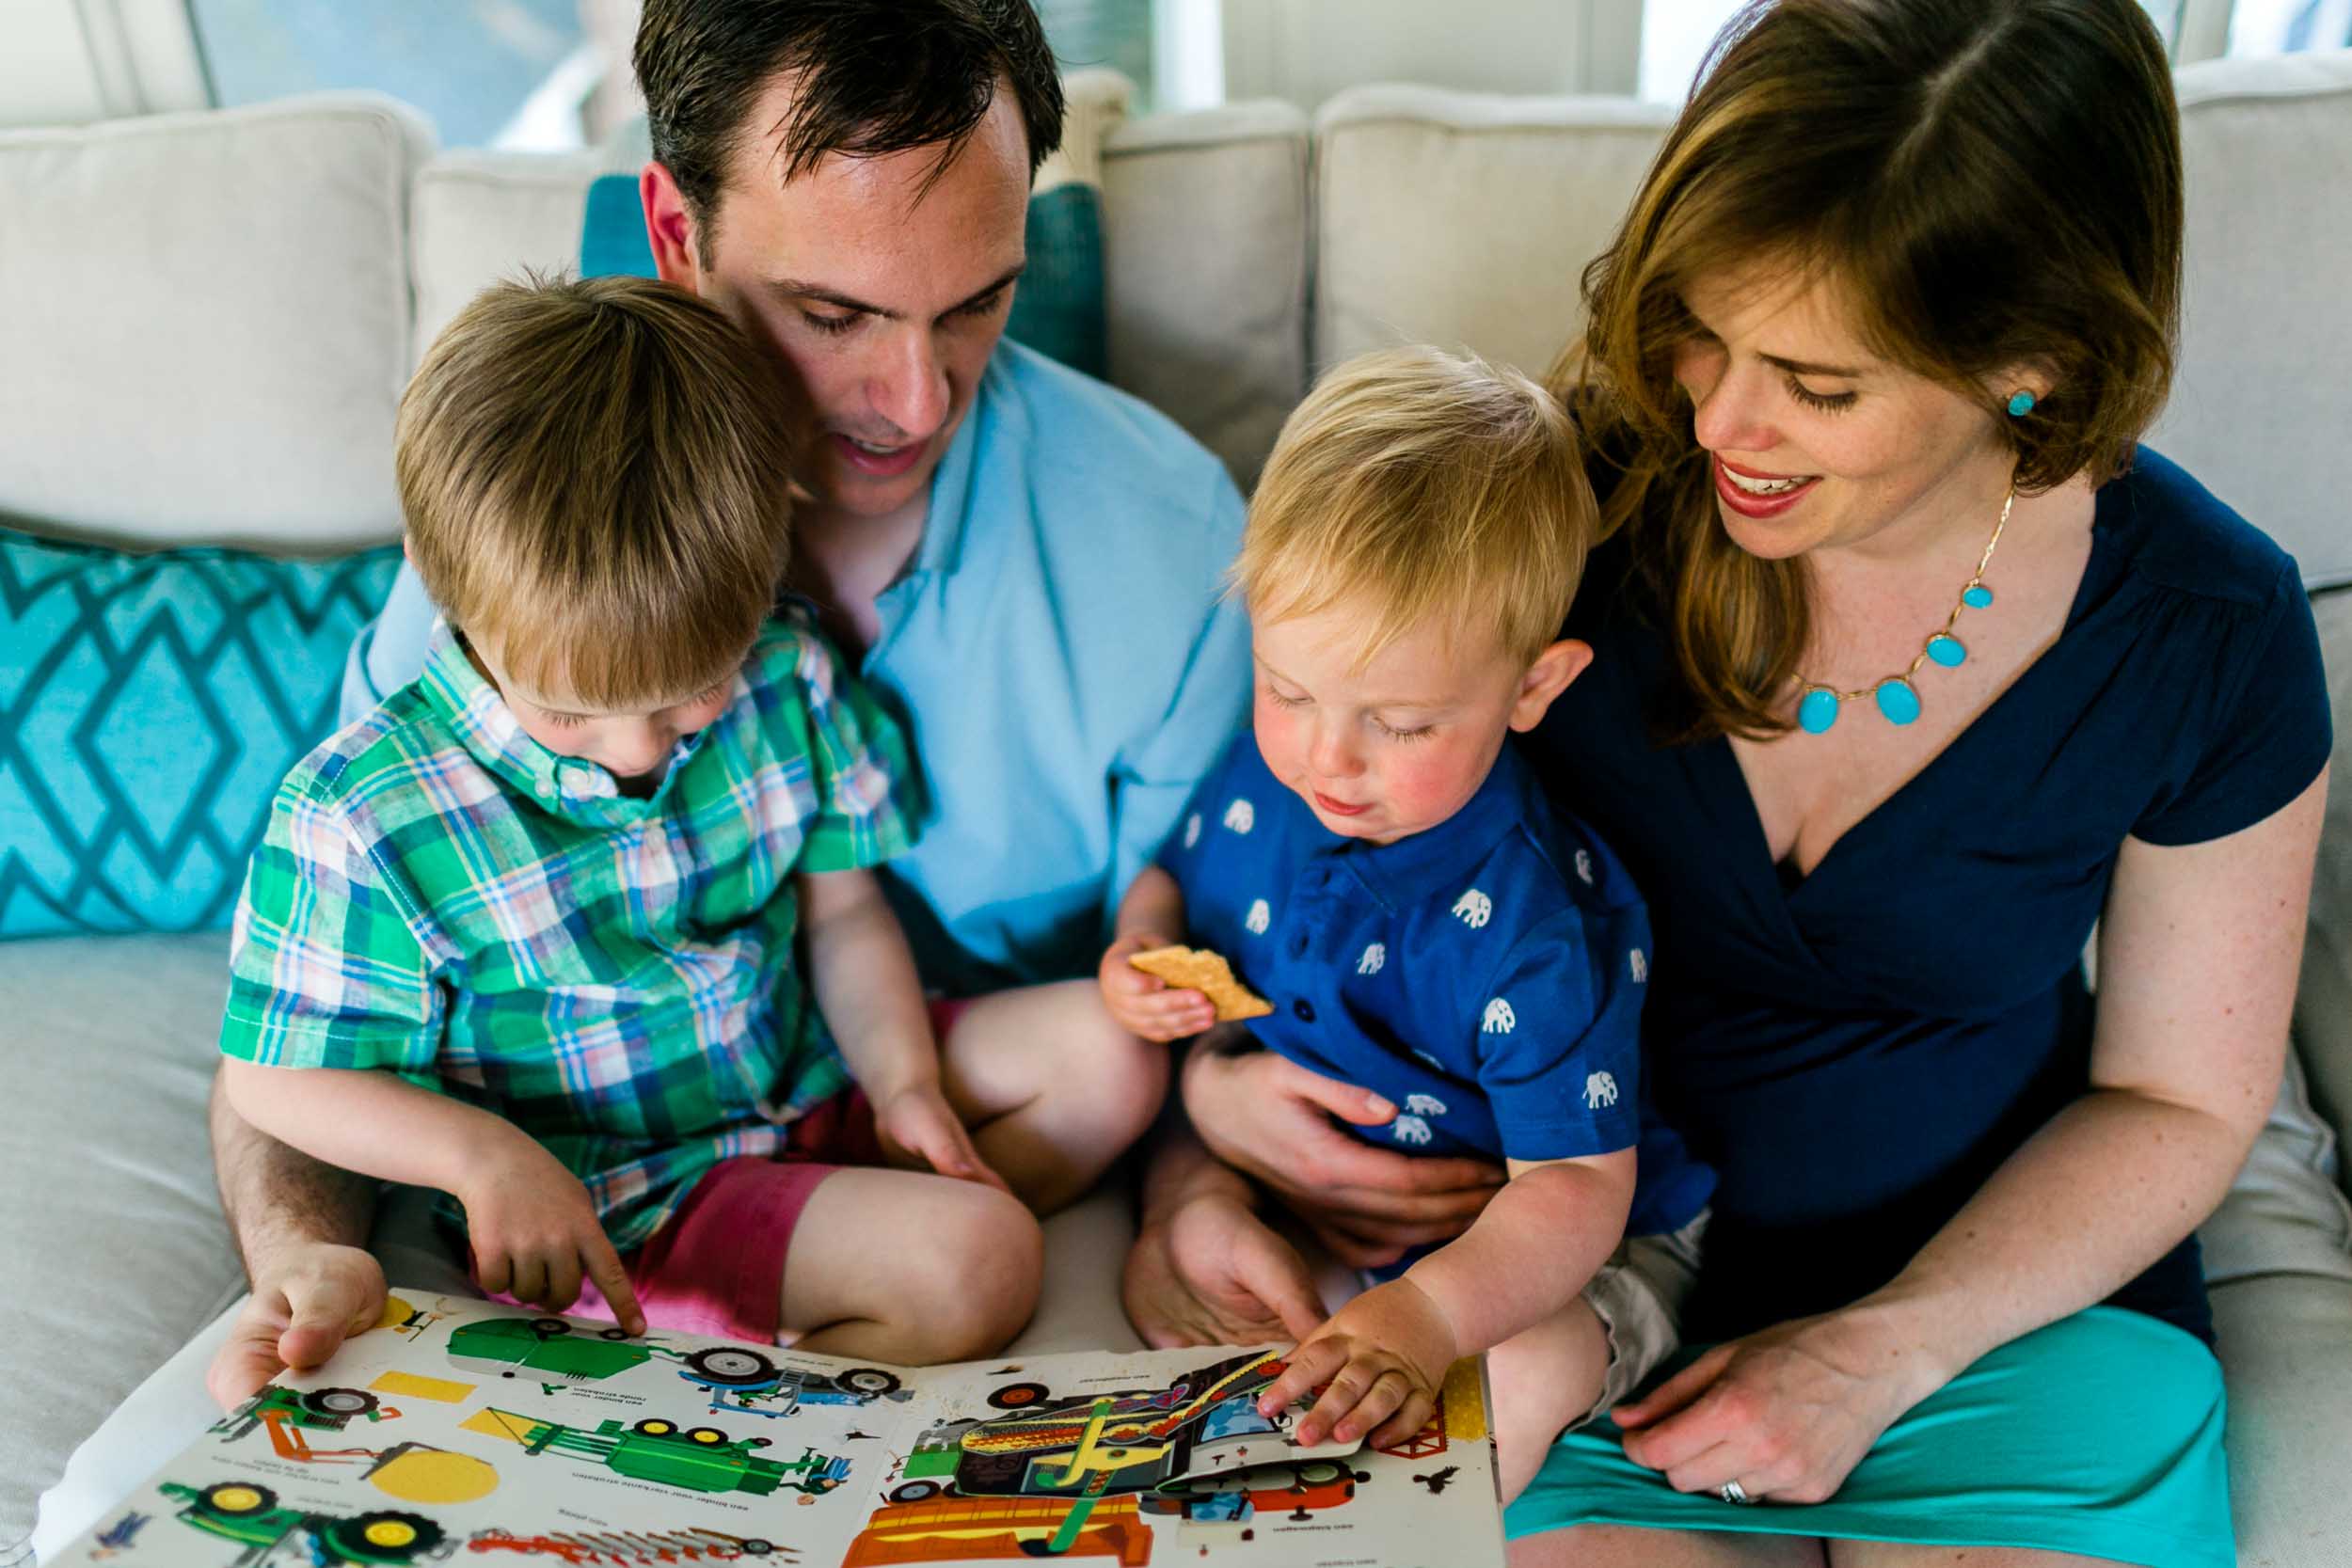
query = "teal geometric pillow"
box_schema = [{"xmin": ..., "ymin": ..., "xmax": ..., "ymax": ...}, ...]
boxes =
[
  {"xmin": 0, "ymin": 529, "xmax": 401, "ymax": 938},
  {"xmin": 577, "ymin": 173, "xmax": 1108, "ymax": 379}
]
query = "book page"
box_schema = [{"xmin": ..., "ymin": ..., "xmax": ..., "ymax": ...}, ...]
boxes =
[{"xmin": 49, "ymin": 1288, "xmax": 1502, "ymax": 1568}]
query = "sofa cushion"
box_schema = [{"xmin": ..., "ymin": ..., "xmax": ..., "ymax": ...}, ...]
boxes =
[
  {"xmin": 2156, "ymin": 52, "xmax": 2352, "ymax": 592},
  {"xmin": 2293, "ymin": 587, "xmax": 2352, "ymax": 1180},
  {"xmin": 1101, "ymin": 101, "xmax": 1311, "ymax": 488},
  {"xmin": 0, "ymin": 931, "xmax": 246, "ymax": 1554},
  {"xmin": 1312, "ymin": 86, "xmax": 1673, "ymax": 380},
  {"xmin": 2209, "ymin": 1273, "xmax": 2352, "ymax": 1568},
  {"xmin": 0, "ymin": 530, "xmax": 399, "ymax": 937},
  {"xmin": 0, "ymin": 95, "xmax": 431, "ymax": 553}
]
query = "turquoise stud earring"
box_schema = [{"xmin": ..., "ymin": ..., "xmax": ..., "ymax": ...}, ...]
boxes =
[{"xmin": 2007, "ymin": 389, "xmax": 2037, "ymax": 417}]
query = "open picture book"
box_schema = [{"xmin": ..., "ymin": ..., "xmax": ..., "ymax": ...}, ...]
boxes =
[{"xmin": 51, "ymin": 1289, "xmax": 1503, "ymax": 1568}]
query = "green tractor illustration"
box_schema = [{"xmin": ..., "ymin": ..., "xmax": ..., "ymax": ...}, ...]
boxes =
[
  {"xmin": 447, "ymin": 1318, "xmax": 904, "ymax": 1420},
  {"xmin": 463, "ymin": 1409, "xmax": 849, "ymax": 1498},
  {"xmin": 158, "ymin": 1481, "xmax": 447, "ymax": 1568}
]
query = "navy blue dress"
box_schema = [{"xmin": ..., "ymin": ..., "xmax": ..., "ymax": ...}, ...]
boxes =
[{"xmin": 1520, "ymin": 449, "xmax": 2329, "ymax": 1346}]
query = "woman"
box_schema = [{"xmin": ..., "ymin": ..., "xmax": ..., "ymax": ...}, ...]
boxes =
[{"xmin": 1127, "ymin": 2, "xmax": 2329, "ymax": 1563}]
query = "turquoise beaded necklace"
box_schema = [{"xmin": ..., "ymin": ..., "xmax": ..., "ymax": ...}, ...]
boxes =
[{"xmin": 1794, "ymin": 484, "xmax": 2012, "ymax": 735}]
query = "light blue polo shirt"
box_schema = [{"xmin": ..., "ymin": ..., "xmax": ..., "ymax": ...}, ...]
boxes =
[
  {"xmin": 1158, "ymin": 731, "xmax": 1713, "ymax": 1241},
  {"xmin": 344, "ymin": 340, "xmax": 1251, "ymax": 995}
]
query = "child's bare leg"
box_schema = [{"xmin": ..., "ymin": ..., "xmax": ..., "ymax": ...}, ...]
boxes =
[
  {"xmin": 1489, "ymin": 1299, "xmax": 1614, "ymax": 1504},
  {"xmin": 936, "ymin": 979, "xmax": 1169, "ymax": 1215},
  {"xmin": 780, "ymin": 1167, "xmax": 1042, "ymax": 1363}
]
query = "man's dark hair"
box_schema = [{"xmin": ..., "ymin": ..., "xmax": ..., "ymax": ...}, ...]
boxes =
[{"xmin": 636, "ymin": 0, "xmax": 1065, "ymax": 261}]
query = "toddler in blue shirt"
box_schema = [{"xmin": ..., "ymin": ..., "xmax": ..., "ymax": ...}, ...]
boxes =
[{"xmin": 1096, "ymin": 347, "xmax": 1711, "ymax": 1501}]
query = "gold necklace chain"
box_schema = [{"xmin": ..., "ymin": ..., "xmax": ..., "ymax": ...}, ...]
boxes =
[{"xmin": 1793, "ymin": 485, "xmax": 2014, "ymax": 731}]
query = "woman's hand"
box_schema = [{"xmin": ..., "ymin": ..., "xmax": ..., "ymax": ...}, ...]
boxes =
[
  {"xmin": 456, "ymin": 1135, "xmax": 645, "ymax": 1335},
  {"xmin": 1098, "ymin": 929, "xmax": 1215, "ymax": 1042},
  {"xmin": 1612, "ymin": 1305, "xmax": 1949, "ymax": 1505},
  {"xmin": 1181, "ymin": 1038, "xmax": 1503, "ymax": 1267},
  {"xmin": 1257, "ymin": 1279, "xmax": 1458, "ymax": 1449},
  {"xmin": 1122, "ymin": 1187, "xmax": 1327, "ymax": 1349},
  {"xmin": 873, "ymin": 1078, "xmax": 1012, "ymax": 1193}
]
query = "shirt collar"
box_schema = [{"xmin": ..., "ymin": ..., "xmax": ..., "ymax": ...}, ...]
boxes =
[
  {"xmin": 415, "ymin": 619, "xmax": 674, "ymax": 821},
  {"xmin": 1330, "ymin": 743, "xmax": 1544, "ymax": 911}
]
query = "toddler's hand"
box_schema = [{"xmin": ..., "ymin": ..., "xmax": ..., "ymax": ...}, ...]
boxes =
[
  {"xmin": 874, "ymin": 1080, "xmax": 1011, "ymax": 1193},
  {"xmin": 458, "ymin": 1138, "xmax": 644, "ymax": 1337},
  {"xmin": 1100, "ymin": 930, "xmax": 1215, "ymax": 1041},
  {"xmin": 1256, "ymin": 1278, "xmax": 1458, "ymax": 1449}
]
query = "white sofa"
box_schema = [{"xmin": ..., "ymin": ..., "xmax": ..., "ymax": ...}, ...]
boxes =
[{"xmin": 6, "ymin": 51, "xmax": 2352, "ymax": 1568}]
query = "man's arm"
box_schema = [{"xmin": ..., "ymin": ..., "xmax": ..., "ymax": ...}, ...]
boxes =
[{"xmin": 205, "ymin": 1066, "xmax": 386, "ymax": 1408}]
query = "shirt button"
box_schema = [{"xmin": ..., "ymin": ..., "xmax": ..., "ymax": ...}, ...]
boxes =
[{"xmin": 1293, "ymin": 999, "xmax": 1316, "ymax": 1023}]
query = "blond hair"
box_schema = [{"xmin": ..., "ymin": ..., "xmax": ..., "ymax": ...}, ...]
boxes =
[
  {"xmin": 1236, "ymin": 345, "xmax": 1596, "ymax": 669},
  {"xmin": 396, "ymin": 273, "xmax": 799, "ymax": 708}
]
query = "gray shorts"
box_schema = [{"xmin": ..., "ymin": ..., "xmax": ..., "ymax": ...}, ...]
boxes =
[{"xmin": 1576, "ymin": 1208, "xmax": 1708, "ymax": 1430}]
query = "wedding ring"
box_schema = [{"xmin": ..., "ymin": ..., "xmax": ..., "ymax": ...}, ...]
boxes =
[{"xmin": 1718, "ymin": 1480, "xmax": 1757, "ymax": 1505}]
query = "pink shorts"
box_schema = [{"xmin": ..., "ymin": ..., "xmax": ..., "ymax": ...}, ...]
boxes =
[{"xmin": 495, "ymin": 998, "xmax": 973, "ymax": 1343}]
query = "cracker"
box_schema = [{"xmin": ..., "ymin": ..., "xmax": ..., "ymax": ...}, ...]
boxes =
[{"xmin": 1128, "ymin": 944, "xmax": 1274, "ymax": 1022}]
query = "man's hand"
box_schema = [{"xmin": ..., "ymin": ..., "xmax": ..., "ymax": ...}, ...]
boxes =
[
  {"xmin": 456, "ymin": 1138, "xmax": 644, "ymax": 1335},
  {"xmin": 1182, "ymin": 1042, "xmax": 1503, "ymax": 1267},
  {"xmin": 1122, "ymin": 1189, "xmax": 1326, "ymax": 1349},
  {"xmin": 1256, "ymin": 1278, "xmax": 1458, "ymax": 1449},
  {"xmin": 1098, "ymin": 931, "xmax": 1215, "ymax": 1042},
  {"xmin": 873, "ymin": 1079, "xmax": 1012, "ymax": 1193},
  {"xmin": 205, "ymin": 1243, "xmax": 386, "ymax": 1410}
]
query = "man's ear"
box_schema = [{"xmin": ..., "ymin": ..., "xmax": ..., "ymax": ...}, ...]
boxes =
[
  {"xmin": 1508, "ymin": 639, "xmax": 1595, "ymax": 733},
  {"xmin": 642, "ymin": 161, "xmax": 706, "ymax": 292},
  {"xmin": 400, "ymin": 534, "xmax": 414, "ymax": 568}
]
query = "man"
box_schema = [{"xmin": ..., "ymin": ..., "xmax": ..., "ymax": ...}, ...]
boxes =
[{"xmin": 205, "ymin": 0, "xmax": 1248, "ymax": 1404}]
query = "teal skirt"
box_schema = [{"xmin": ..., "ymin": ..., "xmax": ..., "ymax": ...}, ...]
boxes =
[{"xmin": 1507, "ymin": 1307, "xmax": 2232, "ymax": 1568}]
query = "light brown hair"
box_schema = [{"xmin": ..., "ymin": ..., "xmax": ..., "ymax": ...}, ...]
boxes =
[
  {"xmin": 1237, "ymin": 345, "xmax": 1597, "ymax": 670},
  {"xmin": 396, "ymin": 274, "xmax": 798, "ymax": 708},
  {"xmin": 1563, "ymin": 0, "xmax": 2183, "ymax": 739}
]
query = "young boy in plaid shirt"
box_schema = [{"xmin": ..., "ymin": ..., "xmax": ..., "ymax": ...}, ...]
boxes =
[{"xmin": 219, "ymin": 276, "xmax": 1042, "ymax": 1362}]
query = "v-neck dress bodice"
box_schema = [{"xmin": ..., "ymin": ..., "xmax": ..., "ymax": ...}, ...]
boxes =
[{"xmin": 1520, "ymin": 449, "xmax": 2329, "ymax": 1343}]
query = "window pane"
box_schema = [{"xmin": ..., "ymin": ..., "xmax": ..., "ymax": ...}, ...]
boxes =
[
  {"xmin": 2232, "ymin": 0, "xmax": 2352, "ymax": 53},
  {"xmin": 190, "ymin": 0, "xmax": 590, "ymax": 149}
]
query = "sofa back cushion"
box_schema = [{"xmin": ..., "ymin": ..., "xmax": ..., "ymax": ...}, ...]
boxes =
[
  {"xmin": 0, "ymin": 95, "xmax": 431, "ymax": 553},
  {"xmin": 2154, "ymin": 52, "xmax": 2352, "ymax": 591},
  {"xmin": 1312, "ymin": 86, "xmax": 1672, "ymax": 382}
]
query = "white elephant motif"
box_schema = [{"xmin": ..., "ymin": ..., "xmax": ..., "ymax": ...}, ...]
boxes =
[
  {"xmin": 1223, "ymin": 798, "xmax": 1256, "ymax": 833},
  {"xmin": 1480, "ymin": 998, "xmax": 1517, "ymax": 1034},
  {"xmin": 1245, "ymin": 899, "xmax": 1270, "ymax": 935},
  {"xmin": 1574, "ymin": 848, "xmax": 1595, "ymax": 885},
  {"xmin": 1583, "ymin": 1071, "xmax": 1619, "ymax": 1110},
  {"xmin": 1629, "ymin": 948, "xmax": 1649, "ymax": 983},
  {"xmin": 1452, "ymin": 888, "xmax": 1493, "ymax": 929},
  {"xmin": 1358, "ymin": 942, "xmax": 1386, "ymax": 975},
  {"xmin": 1391, "ymin": 1115, "xmax": 1432, "ymax": 1146},
  {"xmin": 1183, "ymin": 813, "xmax": 1201, "ymax": 848},
  {"xmin": 1405, "ymin": 1093, "xmax": 1448, "ymax": 1117}
]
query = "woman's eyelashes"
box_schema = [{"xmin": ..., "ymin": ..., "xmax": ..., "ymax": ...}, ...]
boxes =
[{"xmin": 1786, "ymin": 375, "xmax": 1858, "ymax": 414}]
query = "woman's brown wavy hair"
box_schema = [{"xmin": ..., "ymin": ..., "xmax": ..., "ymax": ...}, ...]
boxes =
[{"xmin": 1559, "ymin": 0, "xmax": 2183, "ymax": 740}]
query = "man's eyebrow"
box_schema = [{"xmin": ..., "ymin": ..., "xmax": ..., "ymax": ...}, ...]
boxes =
[{"xmin": 764, "ymin": 262, "xmax": 1026, "ymax": 322}]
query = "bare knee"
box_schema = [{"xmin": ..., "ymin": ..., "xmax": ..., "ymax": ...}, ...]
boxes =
[
  {"xmin": 1082, "ymin": 1007, "xmax": 1171, "ymax": 1149},
  {"xmin": 895, "ymin": 1186, "xmax": 1043, "ymax": 1363}
]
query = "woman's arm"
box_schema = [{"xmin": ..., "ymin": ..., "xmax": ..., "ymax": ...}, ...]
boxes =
[
  {"xmin": 1180, "ymin": 1038, "xmax": 1505, "ymax": 1266},
  {"xmin": 1613, "ymin": 769, "xmax": 2327, "ymax": 1504},
  {"xmin": 798, "ymin": 865, "xmax": 1003, "ymax": 1188}
]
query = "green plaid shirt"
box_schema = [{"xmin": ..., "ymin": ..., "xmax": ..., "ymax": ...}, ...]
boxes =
[{"xmin": 221, "ymin": 607, "xmax": 919, "ymax": 1250}]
